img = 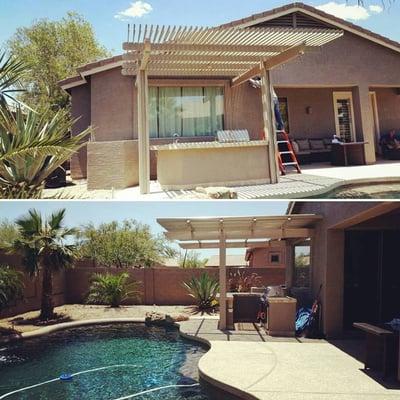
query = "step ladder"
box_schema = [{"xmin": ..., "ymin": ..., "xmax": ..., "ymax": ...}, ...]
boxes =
[{"xmin": 276, "ymin": 130, "xmax": 301, "ymax": 175}]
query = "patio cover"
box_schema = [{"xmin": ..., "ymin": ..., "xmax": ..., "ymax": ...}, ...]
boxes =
[
  {"xmin": 122, "ymin": 25, "xmax": 343, "ymax": 194},
  {"xmin": 157, "ymin": 214, "xmax": 322, "ymax": 329}
]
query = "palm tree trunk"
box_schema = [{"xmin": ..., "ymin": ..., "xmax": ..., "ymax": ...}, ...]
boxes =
[{"xmin": 40, "ymin": 266, "xmax": 54, "ymax": 320}]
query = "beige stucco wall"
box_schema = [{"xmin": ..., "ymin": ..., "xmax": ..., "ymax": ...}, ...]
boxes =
[
  {"xmin": 70, "ymin": 83, "xmax": 91, "ymax": 180},
  {"xmin": 68, "ymin": 31, "xmax": 400, "ymax": 178},
  {"xmin": 155, "ymin": 143, "xmax": 271, "ymax": 190},
  {"xmin": 249, "ymin": 245, "xmax": 286, "ymax": 268},
  {"xmin": 90, "ymin": 68, "xmax": 136, "ymax": 142},
  {"xmin": 292, "ymin": 202, "xmax": 397, "ymax": 337},
  {"xmin": 87, "ymin": 140, "xmax": 139, "ymax": 190}
]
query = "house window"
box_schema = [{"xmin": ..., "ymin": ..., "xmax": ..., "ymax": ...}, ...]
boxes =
[
  {"xmin": 149, "ymin": 86, "xmax": 224, "ymax": 138},
  {"xmin": 333, "ymin": 92, "xmax": 356, "ymax": 142},
  {"xmin": 293, "ymin": 244, "xmax": 311, "ymax": 288},
  {"xmin": 278, "ymin": 97, "xmax": 290, "ymax": 133},
  {"xmin": 270, "ymin": 253, "xmax": 281, "ymax": 264}
]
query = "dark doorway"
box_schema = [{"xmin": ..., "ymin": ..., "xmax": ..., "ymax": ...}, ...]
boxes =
[{"xmin": 344, "ymin": 230, "xmax": 400, "ymax": 329}]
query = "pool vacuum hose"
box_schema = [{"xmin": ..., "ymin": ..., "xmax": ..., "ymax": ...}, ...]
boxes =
[{"xmin": 0, "ymin": 364, "xmax": 200, "ymax": 399}]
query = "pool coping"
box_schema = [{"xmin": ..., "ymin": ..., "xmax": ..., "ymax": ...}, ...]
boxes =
[
  {"xmin": 1, "ymin": 317, "xmax": 255, "ymax": 400},
  {"xmin": 288, "ymin": 175, "xmax": 400, "ymax": 199}
]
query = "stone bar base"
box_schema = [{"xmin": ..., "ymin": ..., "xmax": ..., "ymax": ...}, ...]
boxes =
[{"xmin": 87, "ymin": 140, "xmax": 138, "ymax": 190}]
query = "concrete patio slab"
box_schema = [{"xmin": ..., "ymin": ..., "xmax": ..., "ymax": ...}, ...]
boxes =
[
  {"xmin": 43, "ymin": 160, "xmax": 400, "ymax": 200},
  {"xmin": 179, "ymin": 318, "xmax": 400, "ymax": 400}
]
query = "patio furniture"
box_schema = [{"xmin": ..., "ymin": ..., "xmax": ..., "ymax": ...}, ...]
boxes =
[
  {"xmin": 331, "ymin": 142, "xmax": 367, "ymax": 166},
  {"xmin": 291, "ymin": 137, "xmax": 332, "ymax": 164},
  {"xmin": 266, "ymin": 297, "xmax": 297, "ymax": 337},
  {"xmin": 353, "ymin": 322, "xmax": 399, "ymax": 379},
  {"xmin": 232, "ymin": 293, "xmax": 261, "ymax": 323}
]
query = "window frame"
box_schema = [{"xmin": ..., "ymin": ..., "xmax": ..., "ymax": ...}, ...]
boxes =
[
  {"xmin": 332, "ymin": 91, "xmax": 356, "ymax": 142},
  {"xmin": 148, "ymin": 81, "xmax": 226, "ymax": 139}
]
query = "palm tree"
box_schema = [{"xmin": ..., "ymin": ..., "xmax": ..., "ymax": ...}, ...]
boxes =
[{"xmin": 10, "ymin": 209, "xmax": 77, "ymax": 320}]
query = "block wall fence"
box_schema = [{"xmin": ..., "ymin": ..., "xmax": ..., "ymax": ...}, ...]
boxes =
[{"xmin": 0, "ymin": 255, "xmax": 285, "ymax": 318}]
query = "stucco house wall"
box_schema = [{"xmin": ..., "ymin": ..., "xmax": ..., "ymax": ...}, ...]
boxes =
[
  {"xmin": 291, "ymin": 202, "xmax": 398, "ymax": 337},
  {"xmin": 67, "ymin": 16, "xmax": 400, "ymax": 181}
]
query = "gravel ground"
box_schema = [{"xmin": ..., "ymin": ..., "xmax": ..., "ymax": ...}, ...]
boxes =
[{"xmin": 0, "ymin": 304, "xmax": 196, "ymax": 333}]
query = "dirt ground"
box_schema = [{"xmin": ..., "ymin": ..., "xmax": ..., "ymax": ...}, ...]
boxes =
[{"xmin": 0, "ymin": 304, "xmax": 196, "ymax": 333}]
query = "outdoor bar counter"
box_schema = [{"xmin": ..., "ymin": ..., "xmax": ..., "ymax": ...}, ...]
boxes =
[{"xmin": 151, "ymin": 140, "xmax": 271, "ymax": 190}]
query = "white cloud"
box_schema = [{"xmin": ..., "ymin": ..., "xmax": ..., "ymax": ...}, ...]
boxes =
[
  {"xmin": 369, "ymin": 5, "xmax": 383, "ymax": 14},
  {"xmin": 115, "ymin": 1, "xmax": 153, "ymax": 21},
  {"xmin": 316, "ymin": 2, "xmax": 383, "ymax": 21}
]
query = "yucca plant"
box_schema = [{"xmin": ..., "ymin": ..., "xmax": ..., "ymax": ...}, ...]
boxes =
[
  {"xmin": 86, "ymin": 272, "xmax": 141, "ymax": 308},
  {"xmin": 0, "ymin": 265, "xmax": 24, "ymax": 315},
  {"xmin": 183, "ymin": 273, "xmax": 219, "ymax": 310}
]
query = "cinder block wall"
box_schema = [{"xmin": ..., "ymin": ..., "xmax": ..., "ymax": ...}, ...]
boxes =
[
  {"xmin": 87, "ymin": 140, "xmax": 139, "ymax": 190},
  {"xmin": 0, "ymin": 254, "xmax": 66, "ymax": 318},
  {"xmin": 64, "ymin": 265, "xmax": 285, "ymax": 305},
  {"xmin": 1, "ymin": 253, "xmax": 285, "ymax": 317}
]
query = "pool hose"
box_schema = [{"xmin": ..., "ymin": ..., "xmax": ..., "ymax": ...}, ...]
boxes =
[{"xmin": 0, "ymin": 364, "xmax": 139, "ymax": 399}]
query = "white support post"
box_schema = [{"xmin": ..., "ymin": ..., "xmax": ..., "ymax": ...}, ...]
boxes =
[
  {"xmin": 260, "ymin": 63, "xmax": 279, "ymax": 184},
  {"xmin": 137, "ymin": 69, "xmax": 150, "ymax": 194},
  {"xmin": 219, "ymin": 231, "xmax": 227, "ymax": 331}
]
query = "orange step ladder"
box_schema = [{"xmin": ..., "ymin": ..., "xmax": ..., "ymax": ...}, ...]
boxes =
[{"xmin": 276, "ymin": 130, "xmax": 301, "ymax": 175}]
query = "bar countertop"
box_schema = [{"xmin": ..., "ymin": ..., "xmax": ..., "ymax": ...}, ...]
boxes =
[{"xmin": 151, "ymin": 140, "xmax": 269, "ymax": 151}]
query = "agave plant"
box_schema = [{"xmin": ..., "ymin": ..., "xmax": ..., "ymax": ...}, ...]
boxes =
[
  {"xmin": 0, "ymin": 265, "xmax": 24, "ymax": 315},
  {"xmin": 0, "ymin": 107, "xmax": 90, "ymax": 199},
  {"xmin": 183, "ymin": 273, "xmax": 219, "ymax": 310},
  {"xmin": 86, "ymin": 272, "xmax": 141, "ymax": 308},
  {"xmin": 0, "ymin": 52, "xmax": 25, "ymax": 108}
]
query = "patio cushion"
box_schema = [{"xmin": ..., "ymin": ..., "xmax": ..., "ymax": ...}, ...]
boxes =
[
  {"xmin": 309, "ymin": 139, "xmax": 325, "ymax": 150},
  {"xmin": 323, "ymin": 138, "xmax": 332, "ymax": 147},
  {"xmin": 291, "ymin": 140, "xmax": 300, "ymax": 154},
  {"xmin": 296, "ymin": 139, "xmax": 310, "ymax": 151}
]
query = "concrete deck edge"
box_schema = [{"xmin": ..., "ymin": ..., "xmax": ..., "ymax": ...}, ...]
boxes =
[{"xmin": 177, "ymin": 322, "xmax": 260, "ymax": 400}]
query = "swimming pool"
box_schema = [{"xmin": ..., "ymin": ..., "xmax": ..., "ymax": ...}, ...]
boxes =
[
  {"xmin": 0, "ymin": 324, "xmax": 210, "ymax": 400},
  {"xmin": 309, "ymin": 182, "xmax": 400, "ymax": 199}
]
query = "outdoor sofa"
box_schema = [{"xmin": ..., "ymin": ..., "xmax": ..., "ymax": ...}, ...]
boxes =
[{"xmin": 290, "ymin": 137, "xmax": 332, "ymax": 164}]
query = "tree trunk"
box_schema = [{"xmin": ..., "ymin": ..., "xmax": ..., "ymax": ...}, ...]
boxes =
[{"xmin": 40, "ymin": 265, "xmax": 54, "ymax": 320}]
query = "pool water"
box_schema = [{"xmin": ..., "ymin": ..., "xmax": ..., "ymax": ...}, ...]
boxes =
[{"xmin": 0, "ymin": 324, "xmax": 210, "ymax": 400}]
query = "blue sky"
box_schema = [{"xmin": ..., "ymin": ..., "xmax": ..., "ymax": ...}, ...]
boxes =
[
  {"xmin": 0, "ymin": 1, "xmax": 399, "ymax": 54},
  {"xmin": 0, "ymin": 201, "xmax": 289, "ymax": 257}
]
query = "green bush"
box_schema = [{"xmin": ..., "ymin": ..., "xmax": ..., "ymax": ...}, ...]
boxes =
[
  {"xmin": 183, "ymin": 273, "xmax": 219, "ymax": 310},
  {"xmin": 77, "ymin": 220, "xmax": 177, "ymax": 268},
  {"xmin": 178, "ymin": 251, "xmax": 208, "ymax": 268},
  {"xmin": 0, "ymin": 266, "xmax": 24, "ymax": 313},
  {"xmin": 86, "ymin": 272, "xmax": 141, "ymax": 308}
]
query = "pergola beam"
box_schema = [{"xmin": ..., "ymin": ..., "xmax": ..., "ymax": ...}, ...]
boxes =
[
  {"xmin": 164, "ymin": 228, "xmax": 314, "ymax": 241},
  {"xmin": 139, "ymin": 39, "xmax": 151, "ymax": 70},
  {"xmin": 179, "ymin": 239, "xmax": 286, "ymax": 249},
  {"xmin": 231, "ymin": 43, "xmax": 307, "ymax": 88},
  {"xmin": 124, "ymin": 42, "xmax": 292, "ymax": 54},
  {"xmin": 123, "ymin": 53, "xmax": 278, "ymax": 63},
  {"xmin": 136, "ymin": 68, "xmax": 150, "ymax": 194},
  {"xmin": 219, "ymin": 231, "xmax": 227, "ymax": 330}
]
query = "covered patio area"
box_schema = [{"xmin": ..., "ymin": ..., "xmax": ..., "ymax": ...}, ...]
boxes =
[
  {"xmin": 111, "ymin": 24, "xmax": 344, "ymax": 194},
  {"xmin": 157, "ymin": 214, "xmax": 321, "ymax": 330}
]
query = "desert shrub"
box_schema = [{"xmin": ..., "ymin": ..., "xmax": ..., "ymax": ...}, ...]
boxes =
[
  {"xmin": 86, "ymin": 272, "xmax": 141, "ymax": 307},
  {"xmin": 183, "ymin": 273, "xmax": 219, "ymax": 310}
]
